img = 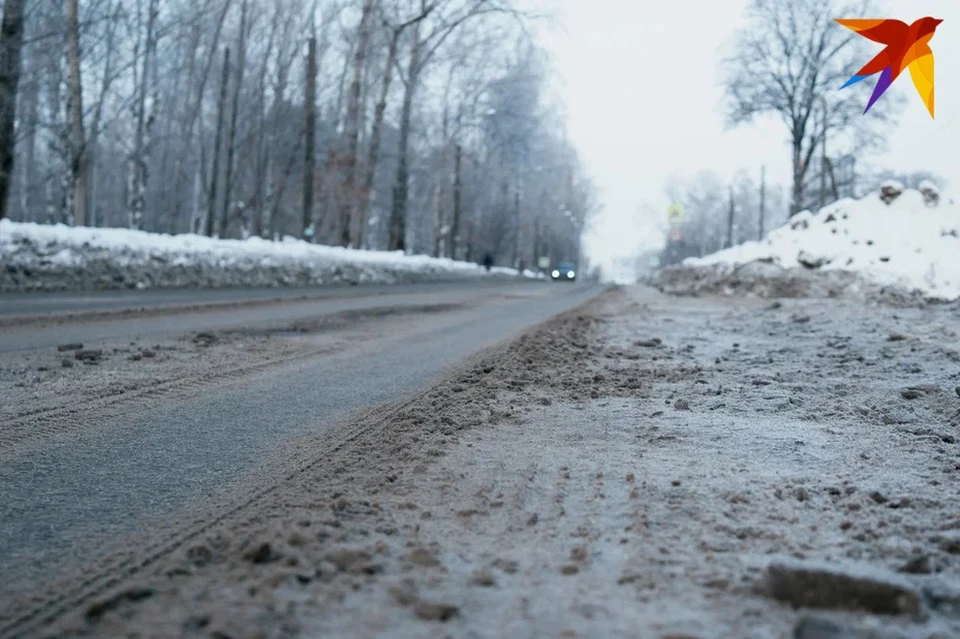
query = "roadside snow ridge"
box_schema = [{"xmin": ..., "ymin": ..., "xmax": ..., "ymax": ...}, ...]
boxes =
[{"xmin": 684, "ymin": 187, "xmax": 960, "ymax": 301}]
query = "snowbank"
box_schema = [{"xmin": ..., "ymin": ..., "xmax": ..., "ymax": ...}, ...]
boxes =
[
  {"xmin": 679, "ymin": 186, "xmax": 960, "ymax": 302},
  {"xmin": 0, "ymin": 220, "xmax": 539, "ymax": 292}
]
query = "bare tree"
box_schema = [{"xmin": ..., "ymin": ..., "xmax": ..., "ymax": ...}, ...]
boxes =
[
  {"xmin": 388, "ymin": 0, "xmax": 515, "ymax": 252},
  {"xmin": 0, "ymin": 0, "xmax": 25, "ymax": 221},
  {"xmin": 205, "ymin": 46, "xmax": 230, "ymax": 237},
  {"xmin": 337, "ymin": 0, "xmax": 375, "ymax": 247},
  {"xmin": 302, "ymin": 35, "xmax": 317, "ymax": 240},
  {"xmin": 87, "ymin": 0, "xmax": 122, "ymax": 228},
  {"xmin": 171, "ymin": 0, "xmax": 233, "ymax": 234},
  {"xmin": 219, "ymin": 0, "xmax": 247, "ymax": 237},
  {"xmin": 356, "ymin": 4, "xmax": 431, "ymax": 249},
  {"xmin": 65, "ymin": 0, "xmax": 86, "ymax": 226},
  {"xmin": 723, "ymin": 0, "xmax": 905, "ymax": 216},
  {"xmin": 127, "ymin": 0, "xmax": 159, "ymax": 230}
]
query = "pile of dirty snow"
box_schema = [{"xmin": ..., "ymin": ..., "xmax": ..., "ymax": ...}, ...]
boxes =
[
  {"xmin": 0, "ymin": 220, "xmax": 538, "ymax": 292},
  {"xmin": 666, "ymin": 182, "xmax": 960, "ymax": 302}
]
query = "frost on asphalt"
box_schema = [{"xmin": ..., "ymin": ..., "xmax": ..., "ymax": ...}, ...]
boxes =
[{"xmin": 31, "ymin": 285, "xmax": 959, "ymax": 639}]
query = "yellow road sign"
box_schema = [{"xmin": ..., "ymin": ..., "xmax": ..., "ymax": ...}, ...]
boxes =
[{"xmin": 667, "ymin": 203, "xmax": 684, "ymax": 223}]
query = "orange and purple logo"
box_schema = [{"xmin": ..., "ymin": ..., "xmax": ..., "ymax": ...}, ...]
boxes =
[{"xmin": 836, "ymin": 17, "xmax": 942, "ymax": 118}]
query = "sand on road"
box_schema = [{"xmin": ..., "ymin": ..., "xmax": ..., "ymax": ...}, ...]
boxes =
[{"xmin": 5, "ymin": 285, "xmax": 960, "ymax": 638}]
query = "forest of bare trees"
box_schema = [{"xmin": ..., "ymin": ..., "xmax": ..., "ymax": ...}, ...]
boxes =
[
  {"xmin": 722, "ymin": 0, "xmax": 907, "ymax": 217},
  {"xmin": 0, "ymin": 0, "xmax": 593, "ymax": 269}
]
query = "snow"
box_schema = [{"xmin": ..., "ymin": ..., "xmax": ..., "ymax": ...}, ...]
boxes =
[
  {"xmin": 880, "ymin": 179, "xmax": 905, "ymax": 193},
  {"xmin": 918, "ymin": 179, "xmax": 941, "ymax": 198},
  {"xmin": 0, "ymin": 220, "xmax": 543, "ymax": 292},
  {"xmin": 682, "ymin": 187, "xmax": 960, "ymax": 302}
]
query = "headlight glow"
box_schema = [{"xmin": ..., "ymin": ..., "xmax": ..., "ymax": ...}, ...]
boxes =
[
  {"xmin": 552, "ymin": 270, "xmax": 560, "ymax": 278},
  {"xmin": 567, "ymin": 271, "xmax": 575, "ymax": 278}
]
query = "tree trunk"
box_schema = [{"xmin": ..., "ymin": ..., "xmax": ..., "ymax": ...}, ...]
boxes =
[
  {"xmin": 45, "ymin": 56, "xmax": 63, "ymax": 224},
  {"xmin": 87, "ymin": 0, "xmax": 119, "ymax": 228},
  {"xmin": 819, "ymin": 107, "xmax": 828, "ymax": 211},
  {"xmin": 388, "ymin": 24, "xmax": 421, "ymax": 252},
  {"xmin": 263, "ymin": 28, "xmax": 293, "ymax": 238},
  {"xmin": 433, "ymin": 102, "xmax": 450, "ymax": 258},
  {"xmin": 790, "ymin": 142, "xmax": 803, "ymax": 216},
  {"xmin": 219, "ymin": 0, "xmax": 246, "ymax": 238},
  {"xmin": 270, "ymin": 129, "xmax": 304, "ymax": 239},
  {"xmin": 826, "ymin": 156, "xmax": 839, "ymax": 201},
  {"xmin": 172, "ymin": 0, "xmax": 231, "ymax": 233},
  {"xmin": 250, "ymin": 7, "xmax": 277, "ymax": 239},
  {"xmin": 511, "ymin": 186, "xmax": 520, "ymax": 267},
  {"xmin": 127, "ymin": 0, "xmax": 158, "ymax": 231},
  {"xmin": 18, "ymin": 65, "xmax": 37, "ymax": 221},
  {"xmin": 358, "ymin": 27, "xmax": 401, "ymax": 250},
  {"xmin": 0, "ymin": 0, "xmax": 26, "ymax": 221},
  {"xmin": 302, "ymin": 36, "xmax": 317, "ymax": 240},
  {"xmin": 339, "ymin": 0, "xmax": 374, "ymax": 247},
  {"xmin": 450, "ymin": 141, "xmax": 466, "ymax": 260},
  {"xmin": 726, "ymin": 185, "xmax": 735, "ymax": 248},
  {"xmin": 66, "ymin": 0, "xmax": 86, "ymax": 227},
  {"xmin": 191, "ymin": 160, "xmax": 207, "ymax": 233},
  {"xmin": 758, "ymin": 165, "xmax": 766, "ymax": 240},
  {"xmin": 205, "ymin": 46, "xmax": 230, "ymax": 237},
  {"xmin": 430, "ymin": 179, "xmax": 442, "ymax": 257}
]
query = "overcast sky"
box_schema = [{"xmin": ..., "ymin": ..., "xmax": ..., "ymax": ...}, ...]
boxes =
[{"xmin": 536, "ymin": 0, "xmax": 960, "ymax": 274}]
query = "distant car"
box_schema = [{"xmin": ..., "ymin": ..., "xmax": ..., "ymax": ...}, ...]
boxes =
[{"xmin": 551, "ymin": 262, "xmax": 576, "ymax": 281}]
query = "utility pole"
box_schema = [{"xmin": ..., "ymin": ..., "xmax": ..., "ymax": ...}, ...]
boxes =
[
  {"xmin": 726, "ymin": 184, "xmax": 735, "ymax": 249},
  {"xmin": 758, "ymin": 165, "xmax": 766, "ymax": 240}
]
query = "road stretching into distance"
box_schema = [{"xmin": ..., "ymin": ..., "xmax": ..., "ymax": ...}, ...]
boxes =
[
  {"xmin": 0, "ymin": 280, "xmax": 606, "ymax": 609},
  {"xmin": 0, "ymin": 281, "xmax": 507, "ymax": 318},
  {"xmin": 1, "ymin": 280, "xmax": 562, "ymax": 352}
]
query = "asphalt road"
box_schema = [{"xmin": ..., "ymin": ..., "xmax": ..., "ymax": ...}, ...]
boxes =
[
  {"xmin": 0, "ymin": 281, "xmax": 605, "ymax": 607},
  {"xmin": 0, "ymin": 280, "xmax": 509, "ymax": 318},
  {"xmin": 1, "ymin": 280, "xmax": 552, "ymax": 352}
]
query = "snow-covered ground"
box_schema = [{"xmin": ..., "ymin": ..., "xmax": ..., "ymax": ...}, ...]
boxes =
[
  {"xmin": 0, "ymin": 220, "xmax": 539, "ymax": 292},
  {"xmin": 681, "ymin": 183, "xmax": 960, "ymax": 302}
]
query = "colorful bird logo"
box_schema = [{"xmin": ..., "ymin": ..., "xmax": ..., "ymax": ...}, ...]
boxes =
[{"xmin": 836, "ymin": 17, "xmax": 943, "ymax": 118}]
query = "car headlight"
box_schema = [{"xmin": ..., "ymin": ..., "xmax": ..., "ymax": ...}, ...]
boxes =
[
  {"xmin": 567, "ymin": 271, "xmax": 575, "ymax": 278},
  {"xmin": 552, "ymin": 270, "xmax": 560, "ymax": 278}
]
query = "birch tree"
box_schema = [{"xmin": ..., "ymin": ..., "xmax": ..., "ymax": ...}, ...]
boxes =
[{"xmin": 127, "ymin": 0, "xmax": 159, "ymax": 230}]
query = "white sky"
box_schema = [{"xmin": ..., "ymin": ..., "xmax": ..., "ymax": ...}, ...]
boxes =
[{"xmin": 536, "ymin": 0, "xmax": 960, "ymax": 274}]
